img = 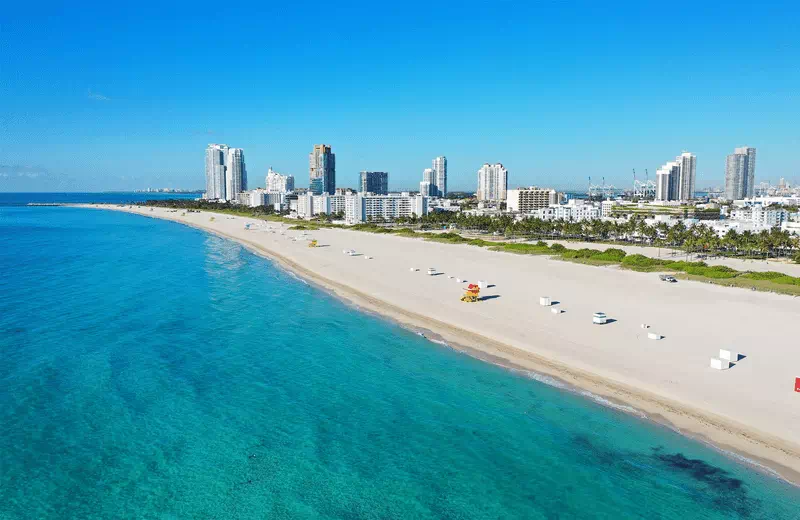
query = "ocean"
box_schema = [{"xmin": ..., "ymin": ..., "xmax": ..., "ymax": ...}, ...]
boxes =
[{"xmin": 1, "ymin": 194, "xmax": 799, "ymax": 519}]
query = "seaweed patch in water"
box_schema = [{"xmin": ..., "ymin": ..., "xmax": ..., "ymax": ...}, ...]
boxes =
[
  {"xmin": 653, "ymin": 451, "xmax": 760, "ymax": 517},
  {"xmin": 655, "ymin": 452, "xmax": 743, "ymax": 490}
]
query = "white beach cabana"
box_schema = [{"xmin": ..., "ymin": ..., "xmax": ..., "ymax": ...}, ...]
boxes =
[
  {"xmin": 719, "ymin": 349, "xmax": 739, "ymax": 362},
  {"xmin": 592, "ymin": 312, "xmax": 608, "ymax": 325},
  {"xmin": 710, "ymin": 357, "xmax": 730, "ymax": 370},
  {"xmin": 539, "ymin": 297, "xmax": 552, "ymax": 307}
]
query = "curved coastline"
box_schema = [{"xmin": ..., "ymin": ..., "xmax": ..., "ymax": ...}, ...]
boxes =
[{"xmin": 70, "ymin": 203, "xmax": 800, "ymax": 486}]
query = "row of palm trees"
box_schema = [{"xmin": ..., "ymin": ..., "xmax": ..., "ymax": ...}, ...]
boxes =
[{"xmin": 396, "ymin": 212, "xmax": 800, "ymax": 259}]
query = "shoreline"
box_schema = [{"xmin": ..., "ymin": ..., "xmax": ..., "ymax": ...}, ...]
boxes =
[{"xmin": 70, "ymin": 204, "xmax": 800, "ymax": 486}]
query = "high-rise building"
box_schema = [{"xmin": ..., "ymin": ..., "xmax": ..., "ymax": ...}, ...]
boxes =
[
  {"xmin": 265, "ymin": 168, "xmax": 295, "ymax": 193},
  {"xmin": 675, "ymin": 152, "xmax": 697, "ymax": 200},
  {"xmin": 422, "ymin": 168, "xmax": 435, "ymax": 186},
  {"xmin": 654, "ymin": 152, "xmax": 695, "ymax": 202},
  {"xmin": 433, "ymin": 156, "xmax": 447, "ymax": 197},
  {"xmin": 309, "ymin": 144, "xmax": 336, "ymax": 195},
  {"xmin": 420, "ymin": 168, "xmax": 436, "ymax": 196},
  {"xmin": 655, "ymin": 161, "xmax": 680, "ymax": 201},
  {"xmin": 476, "ymin": 163, "xmax": 508, "ymax": 201},
  {"xmin": 725, "ymin": 147, "xmax": 757, "ymax": 200},
  {"xmin": 359, "ymin": 171, "xmax": 389, "ymax": 195},
  {"xmin": 225, "ymin": 148, "xmax": 247, "ymax": 200},
  {"xmin": 205, "ymin": 143, "xmax": 229, "ymax": 200},
  {"xmin": 419, "ymin": 181, "xmax": 435, "ymax": 196}
]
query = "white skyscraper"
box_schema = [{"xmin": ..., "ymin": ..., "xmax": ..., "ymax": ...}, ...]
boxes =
[
  {"xmin": 422, "ymin": 168, "xmax": 435, "ymax": 186},
  {"xmin": 675, "ymin": 152, "xmax": 697, "ymax": 200},
  {"xmin": 433, "ymin": 156, "xmax": 447, "ymax": 197},
  {"xmin": 266, "ymin": 168, "xmax": 295, "ymax": 193},
  {"xmin": 655, "ymin": 161, "xmax": 681, "ymax": 201},
  {"xmin": 225, "ymin": 148, "xmax": 247, "ymax": 200},
  {"xmin": 420, "ymin": 168, "xmax": 436, "ymax": 196},
  {"xmin": 205, "ymin": 143, "xmax": 229, "ymax": 200},
  {"xmin": 725, "ymin": 147, "xmax": 757, "ymax": 200},
  {"xmin": 654, "ymin": 152, "xmax": 695, "ymax": 202},
  {"xmin": 476, "ymin": 163, "xmax": 508, "ymax": 201}
]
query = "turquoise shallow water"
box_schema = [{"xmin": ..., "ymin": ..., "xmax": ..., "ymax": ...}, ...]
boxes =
[{"xmin": 1, "ymin": 203, "xmax": 799, "ymax": 519}]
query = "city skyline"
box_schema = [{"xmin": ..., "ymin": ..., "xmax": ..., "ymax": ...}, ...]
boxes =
[{"xmin": 2, "ymin": 3, "xmax": 798, "ymax": 192}]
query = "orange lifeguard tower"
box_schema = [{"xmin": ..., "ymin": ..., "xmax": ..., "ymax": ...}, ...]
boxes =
[{"xmin": 460, "ymin": 284, "xmax": 481, "ymax": 303}]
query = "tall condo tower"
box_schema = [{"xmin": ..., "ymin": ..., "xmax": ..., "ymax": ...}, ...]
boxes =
[
  {"xmin": 359, "ymin": 171, "xmax": 389, "ymax": 195},
  {"xmin": 309, "ymin": 144, "xmax": 336, "ymax": 195},
  {"xmin": 725, "ymin": 147, "xmax": 756, "ymax": 200},
  {"xmin": 205, "ymin": 143, "xmax": 229, "ymax": 200},
  {"xmin": 420, "ymin": 168, "xmax": 436, "ymax": 196},
  {"xmin": 655, "ymin": 162, "xmax": 680, "ymax": 201},
  {"xmin": 476, "ymin": 163, "xmax": 508, "ymax": 201},
  {"xmin": 225, "ymin": 148, "xmax": 247, "ymax": 200},
  {"xmin": 433, "ymin": 156, "xmax": 447, "ymax": 197},
  {"xmin": 675, "ymin": 152, "xmax": 697, "ymax": 200},
  {"xmin": 654, "ymin": 152, "xmax": 696, "ymax": 202}
]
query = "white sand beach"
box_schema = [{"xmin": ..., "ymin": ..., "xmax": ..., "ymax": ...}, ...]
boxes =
[{"xmin": 79, "ymin": 205, "xmax": 800, "ymax": 483}]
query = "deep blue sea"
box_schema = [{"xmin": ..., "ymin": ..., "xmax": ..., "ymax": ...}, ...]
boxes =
[{"xmin": 1, "ymin": 194, "xmax": 799, "ymax": 519}]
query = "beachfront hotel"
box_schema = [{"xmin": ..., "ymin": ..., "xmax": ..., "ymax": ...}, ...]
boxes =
[
  {"xmin": 309, "ymin": 144, "xmax": 336, "ymax": 195},
  {"xmin": 294, "ymin": 191, "xmax": 427, "ymax": 223}
]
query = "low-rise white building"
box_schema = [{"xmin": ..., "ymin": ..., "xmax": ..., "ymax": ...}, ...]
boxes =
[
  {"xmin": 704, "ymin": 220, "xmax": 773, "ymax": 238},
  {"xmin": 507, "ymin": 187, "xmax": 560, "ymax": 213},
  {"xmin": 781, "ymin": 221, "xmax": 800, "ymax": 235},
  {"xmin": 428, "ymin": 198, "xmax": 461, "ymax": 212},
  {"xmin": 295, "ymin": 192, "xmax": 428, "ymax": 223},
  {"xmin": 346, "ymin": 193, "xmax": 428, "ymax": 224},
  {"xmin": 534, "ymin": 199, "xmax": 601, "ymax": 221},
  {"xmin": 729, "ymin": 205, "xmax": 788, "ymax": 227}
]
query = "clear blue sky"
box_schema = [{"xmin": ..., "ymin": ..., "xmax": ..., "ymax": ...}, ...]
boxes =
[{"xmin": 1, "ymin": 1, "xmax": 798, "ymax": 192}]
